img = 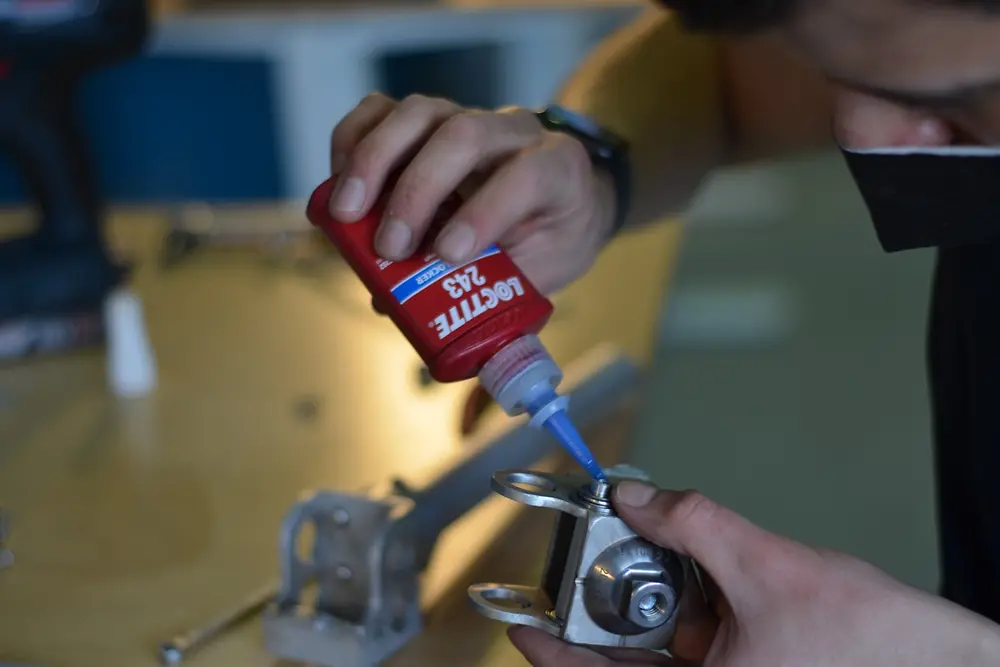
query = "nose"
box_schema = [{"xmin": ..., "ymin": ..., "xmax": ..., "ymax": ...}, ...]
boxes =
[{"xmin": 833, "ymin": 89, "xmax": 953, "ymax": 148}]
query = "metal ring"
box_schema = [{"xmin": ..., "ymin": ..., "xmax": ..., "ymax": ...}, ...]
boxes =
[
  {"xmin": 467, "ymin": 584, "xmax": 558, "ymax": 634},
  {"xmin": 490, "ymin": 471, "xmax": 587, "ymax": 518}
]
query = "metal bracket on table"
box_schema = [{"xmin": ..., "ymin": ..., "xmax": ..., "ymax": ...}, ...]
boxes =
[
  {"xmin": 469, "ymin": 466, "xmax": 700, "ymax": 651},
  {"xmin": 262, "ymin": 345, "xmax": 641, "ymax": 667},
  {"xmin": 160, "ymin": 204, "xmax": 321, "ymax": 269}
]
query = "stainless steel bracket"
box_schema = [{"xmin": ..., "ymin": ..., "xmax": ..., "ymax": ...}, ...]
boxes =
[
  {"xmin": 468, "ymin": 466, "xmax": 695, "ymax": 651},
  {"xmin": 160, "ymin": 204, "xmax": 319, "ymax": 268},
  {"xmin": 262, "ymin": 345, "xmax": 641, "ymax": 667}
]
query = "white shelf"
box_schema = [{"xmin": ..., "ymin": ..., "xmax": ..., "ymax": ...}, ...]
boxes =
[{"xmin": 151, "ymin": 3, "xmax": 643, "ymax": 198}]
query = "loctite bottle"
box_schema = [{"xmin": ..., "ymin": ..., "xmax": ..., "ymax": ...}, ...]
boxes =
[{"xmin": 307, "ymin": 176, "xmax": 606, "ymax": 481}]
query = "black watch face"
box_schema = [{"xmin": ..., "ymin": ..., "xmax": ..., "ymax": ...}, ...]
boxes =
[
  {"xmin": 546, "ymin": 106, "xmax": 605, "ymax": 138},
  {"xmin": 0, "ymin": 0, "xmax": 98, "ymax": 28},
  {"xmin": 541, "ymin": 105, "xmax": 626, "ymax": 160}
]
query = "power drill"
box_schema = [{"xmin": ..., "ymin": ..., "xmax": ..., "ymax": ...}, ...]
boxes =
[{"xmin": 0, "ymin": 0, "xmax": 148, "ymax": 345}]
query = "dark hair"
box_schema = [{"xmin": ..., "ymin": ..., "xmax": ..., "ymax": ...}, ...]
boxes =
[
  {"xmin": 660, "ymin": 0, "xmax": 795, "ymax": 33},
  {"xmin": 661, "ymin": 0, "xmax": 1000, "ymax": 34}
]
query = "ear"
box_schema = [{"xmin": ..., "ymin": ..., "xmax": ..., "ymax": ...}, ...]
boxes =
[{"xmin": 833, "ymin": 88, "xmax": 953, "ymax": 148}]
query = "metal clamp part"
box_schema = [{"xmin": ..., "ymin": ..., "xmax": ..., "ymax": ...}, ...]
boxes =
[
  {"xmin": 262, "ymin": 486, "xmax": 422, "ymax": 667},
  {"xmin": 468, "ymin": 466, "xmax": 691, "ymax": 651}
]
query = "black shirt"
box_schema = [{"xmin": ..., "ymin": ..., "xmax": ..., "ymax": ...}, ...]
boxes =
[{"xmin": 843, "ymin": 146, "xmax": 1000, "ymax": 621}]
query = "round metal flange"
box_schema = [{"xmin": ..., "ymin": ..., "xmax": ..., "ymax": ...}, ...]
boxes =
[{"xmin": 582, "ymin": 538, "xmax": 685, "ymax": 636}]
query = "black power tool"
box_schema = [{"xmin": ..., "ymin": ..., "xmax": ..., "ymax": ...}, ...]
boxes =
[{"xmin": 0, "ymin": 0, "xmax": 148, "ymax": 358}]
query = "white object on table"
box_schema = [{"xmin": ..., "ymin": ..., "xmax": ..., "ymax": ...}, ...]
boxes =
[{"xmin": 104, "ymin": 287, "xmax": 158, "ymax": 398}]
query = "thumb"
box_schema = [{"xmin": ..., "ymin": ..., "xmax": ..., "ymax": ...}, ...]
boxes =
[{"xmin": 613, "ymin": 482, "xmax": 782, "ymax": 605}]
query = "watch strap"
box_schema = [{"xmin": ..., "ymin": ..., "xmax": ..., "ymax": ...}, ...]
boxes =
[{"xmin": 535, "ymin": 105, "xmax": 631, "ymax": 237}]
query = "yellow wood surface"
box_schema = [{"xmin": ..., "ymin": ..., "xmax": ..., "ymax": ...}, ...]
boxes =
[{"xmin": 0, "ymin": 208, "xmax": 679, "ymax": 667}]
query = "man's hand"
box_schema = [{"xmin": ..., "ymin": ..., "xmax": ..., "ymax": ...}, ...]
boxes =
[
  {"xmin": 328, "ymin": 93, "xmax": 617, "ymax": 294},
  {"xmin": 511, "ymin": 482, "xmax": 1000, "ymax": 667}
]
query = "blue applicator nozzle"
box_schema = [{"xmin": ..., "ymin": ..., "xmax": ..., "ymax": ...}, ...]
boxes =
[
  {"xmin": 477, "ymin": 335, "xmax": 609, "ymax": 482},
  {"xmin": 541, "ymin": 408, "xmax": 607, "ymax": 481},
  {"xmin": 523, "ymin": 386, "xmax": 607, "ymax": 482}
]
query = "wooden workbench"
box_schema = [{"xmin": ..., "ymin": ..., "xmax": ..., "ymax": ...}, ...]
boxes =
[{"xmin": 0, "ymin": 208, "xmax": 678, "ymax": 667}]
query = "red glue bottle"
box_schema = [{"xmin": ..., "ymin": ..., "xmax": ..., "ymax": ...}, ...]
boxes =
[{"xmin": 307, "ymin": 177, "xmax": 606, "ymax": 481}]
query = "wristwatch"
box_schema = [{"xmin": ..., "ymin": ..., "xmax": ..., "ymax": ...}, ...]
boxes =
[{"xmin": 535, "ymin": 105, "xmax": 631, "ymax": 236}]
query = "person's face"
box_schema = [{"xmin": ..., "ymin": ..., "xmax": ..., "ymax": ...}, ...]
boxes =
[{"xmin": 779, "ymin": 0, "xmax": 1000, "ymax": 147}]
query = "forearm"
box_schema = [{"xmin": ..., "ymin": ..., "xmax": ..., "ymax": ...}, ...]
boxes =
[
  {"xmin": 557, "ymin": 9, "xmax": 725, "ymax": 227},
  {"xmin": 556, "ymin": 11, "xmax": 835, "ymax": 228}
]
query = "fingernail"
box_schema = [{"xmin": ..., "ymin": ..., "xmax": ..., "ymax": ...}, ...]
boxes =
[
  {"xmin": 436, "ymin": 223, "xmax": 476, "ymax": 262},
  {"xmin": 331, "ymin": 153, "xmax": 347, "ymax": 176},
  {"xmin": 615, "ymin": 480, "xmax": 656, "ymax": 507},
  {"xmin": 376, "ymin": 219, "xmax": 413, "ymax": 258},
  {"xmin": 331, "ymin": 177, "xmax": 366, "ymax": 215}
]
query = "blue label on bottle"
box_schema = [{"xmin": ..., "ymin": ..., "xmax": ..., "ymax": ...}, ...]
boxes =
[{"xmin": 390, "ymin": 245, "xmax": 501, "ymax": 304}]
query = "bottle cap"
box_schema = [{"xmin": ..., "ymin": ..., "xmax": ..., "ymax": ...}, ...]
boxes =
[{"xmin": 478, "ymin": 335, "xmax": 562, "ymax": 416}]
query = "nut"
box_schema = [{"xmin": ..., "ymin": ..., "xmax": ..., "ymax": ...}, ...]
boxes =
[
  {"xmin": 586, "ymin": 540, "xmax": 683, "ymax": 636},
  {"xmin": 622, "ymin": 577, "xmax": 676, "ymax": 630}
]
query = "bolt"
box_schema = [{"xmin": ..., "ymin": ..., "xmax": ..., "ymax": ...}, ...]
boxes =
[
  {"xmin": 332, "ymin": 508, "xmax": 350, "ymax": 526},
  {"xmin": 638, "ymin": 594, "xmax": 658, "ymax": 614},
  {"xmin": 156, "ymin": 584, "xmax": 276, "ymax": 665},
  {"xmin": 578, "ymin": 481, "xmax": 613, "ymax": 510},
  {"xmin": 590, "ymin": 480, "xmax": 611, "ymax": 500},
  {"xmin": 335, "ymin": 565, "xmax": 353, "ymax": 580}
]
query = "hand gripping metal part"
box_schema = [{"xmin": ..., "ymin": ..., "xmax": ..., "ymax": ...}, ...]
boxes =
[{"xmin": 468, "ymin": 466, "xmax": 695, "ymax": 651}]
